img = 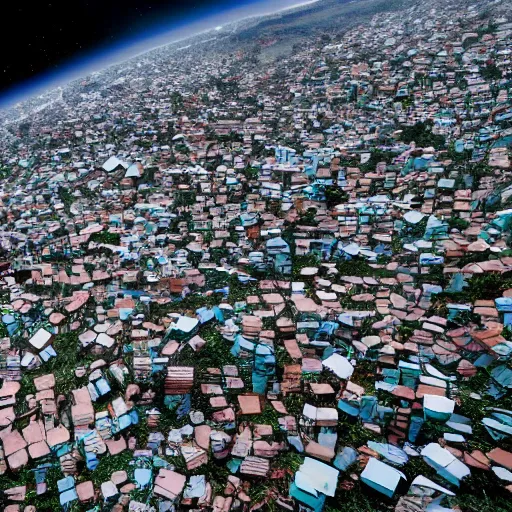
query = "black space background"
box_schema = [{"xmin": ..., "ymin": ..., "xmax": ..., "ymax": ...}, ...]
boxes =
[{"xmin": 1, "ymin": 0, "xmax": 243, "ymax": 96}]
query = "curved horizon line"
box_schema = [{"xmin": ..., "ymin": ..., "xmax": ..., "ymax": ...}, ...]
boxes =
[{"xmin": 0, "ymin": 0, "xmax": 320, "ymax": 110}]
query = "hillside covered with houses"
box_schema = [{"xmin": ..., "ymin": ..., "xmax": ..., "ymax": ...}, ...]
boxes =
[{"xmin": 0, "ymin": 0, "xmax": 512, "ymax": 511}]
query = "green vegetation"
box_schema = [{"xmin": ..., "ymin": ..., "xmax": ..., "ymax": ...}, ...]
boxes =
[
  {"xmin": 242, "ymin": 166, "xmax": 260, "ymax": 181},
  {"xmin": 480, "ymin": 63, "xmax": 502, "ymax": 81},
  {"xmin": 90, "ymin": 231, "xmax": 121, "ymax": 245},
  {"xmin": 173, "ymin": 190, "xmax": 196, "ymax": 207},
  {"xmin": 292, "ymin": 254, "xmax": 321, "ymax": 279},
  {"xmin": 453, "ymin": 471, "xmax": 512, "ymax": 512},
  {"xmin": 399, "ymin": 120, "xmax": 446, "ymax": 149},
  {"xmin": 360, "ymin": 149, "xmax": 395, "ymax": 171},
  {"xmin": 0, "ymin": 167, "xmax": 12, "ymax": 179},
  {"xmin": 441, "ymin": 272, "xmax": 512, "ymax": 303},
  {"xmin": 3, "ymin": 466, "xmax": 62, "ymax": 510},
  {"xmin": 324, "ymin": 186, "xmax": 349, "ymax": 208},
  {"xmin": 336, "ymin": 258, "xmax": 395, "ymax": 278},
  {"xmin": 177, "ymin": 325, "xmax": 237, "ymax": 371},
  {"xmin": 80, "ymin": 451, "xmax": 134, "ymax": 487},
  {"xmin": 58, "ymin": 186, "xmax": 74, "ymax": 214},
  {"xmin": 19, "ymin": 332, "xmax": 96, "ymax": 397},
  {"xmin": 447, "ymin": 217, "xmax": 470, "ymax": 231}
]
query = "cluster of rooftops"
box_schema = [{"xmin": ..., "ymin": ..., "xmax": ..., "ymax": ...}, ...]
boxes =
[{"xmin": 0, "ymin": 0, "xmax": 511, "ymax": 510}]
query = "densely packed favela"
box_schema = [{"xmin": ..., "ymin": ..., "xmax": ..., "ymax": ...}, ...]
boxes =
[{"xmin": 0, "ymin": 0, "xmax": 512, "ymax": 510}]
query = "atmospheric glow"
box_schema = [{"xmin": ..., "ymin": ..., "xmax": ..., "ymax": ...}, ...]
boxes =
[{"xmin": 0, "ymin": 0, "xmax": 320, "ymax": 109}]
